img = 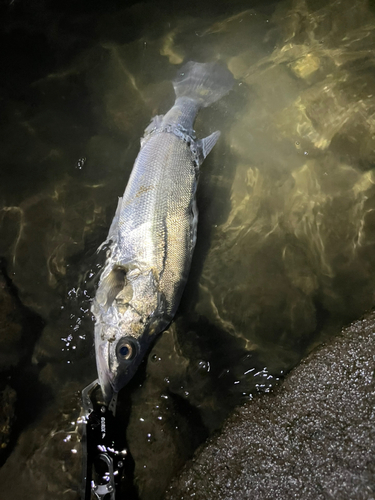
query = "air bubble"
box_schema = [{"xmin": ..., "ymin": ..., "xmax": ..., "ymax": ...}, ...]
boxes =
[{"xmin": 76, "ymin": 157, "xmax": 86, "ymax": 170}]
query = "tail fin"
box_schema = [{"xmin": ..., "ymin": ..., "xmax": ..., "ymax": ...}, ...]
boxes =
[{"xmin": 173, "ymin": 61, "xmax": 234, "ymax": 108}]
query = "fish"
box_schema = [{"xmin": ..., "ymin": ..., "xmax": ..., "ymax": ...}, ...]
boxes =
[{"xmin": 92, "ymin": 61, "xmax": 234, "ymax": 402}]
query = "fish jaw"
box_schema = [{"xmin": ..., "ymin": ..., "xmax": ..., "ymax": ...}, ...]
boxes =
[{"xmin": 95, "ymin": 334, "xmax": 115, "ymax": 403}]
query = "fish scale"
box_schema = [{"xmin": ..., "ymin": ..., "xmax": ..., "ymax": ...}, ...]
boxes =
[
  {"xmin": 92, "ymin": 61, "xmax": 234, "ymax": 402},
  {"xmin": 118, "ymin": 131, "xmax": 197, "ymax": 302}
]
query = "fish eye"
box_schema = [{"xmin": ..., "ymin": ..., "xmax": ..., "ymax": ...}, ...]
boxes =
[{"xmin": 116, "ymin": 338, "xmax": 138, "ymax": 362}]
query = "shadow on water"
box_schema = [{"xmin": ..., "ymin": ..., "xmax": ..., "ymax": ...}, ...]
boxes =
[{"xmin": 182, "ymin": 81, "xmax": 252, "ymax": 306}]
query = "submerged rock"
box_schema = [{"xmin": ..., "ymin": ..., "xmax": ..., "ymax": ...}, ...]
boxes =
[
  {"xmin": 0, "ymin": 385, "xmax": 17, "ymax": 452},
  {"xmin": 125, "ymin": 326, "xmax": 209, "ymax": 500},
  {"xmin": 0, "ymin": 388, "xmax": 82, "ymax": 500},
  {"xmin": 165, "ymin": 312, "xmax": 375, "ymax": 500},
  {"xmin": 0, "ymin": 268, "xmax": 23, "ymax": 371}
]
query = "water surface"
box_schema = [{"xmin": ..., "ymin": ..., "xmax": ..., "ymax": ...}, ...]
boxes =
[{"xmin": 1, "ymin": 0, "xmax": 375, "ymax": 498}]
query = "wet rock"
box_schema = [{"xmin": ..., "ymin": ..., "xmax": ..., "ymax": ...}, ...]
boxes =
[
  {"xmin": 0, "ymin": 385, "xmax": 17, "ymax": 452},
  {"xmin": 165, "ymin": 312, "xmax": 375, "ymax": 500},
  {"xmin": 125, "ymin": 321, "xmax": 282, "ymax": 500}
]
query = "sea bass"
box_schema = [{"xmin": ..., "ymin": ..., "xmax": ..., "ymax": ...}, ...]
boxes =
[{"xmin": 92, "ymin": 61, "xmax": 234, "ymax": 402}]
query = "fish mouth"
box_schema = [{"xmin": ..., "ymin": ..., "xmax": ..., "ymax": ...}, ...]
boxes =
[
  {"xmin": 98, "ymin": 366, "xmax": 128, "ymax": 405},
  {"xmin": 97, "ymin": 353, "xmax": 136, "ymax": 404},
  {"xmin": 96, "ymin": 340, "xmax": 116, "ymax": 404},
  {"xmin": 100, "ymin": 374, "xmax": 114, "ymax": 404}
]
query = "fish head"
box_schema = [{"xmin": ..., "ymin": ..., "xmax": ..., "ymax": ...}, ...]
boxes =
[
  {"xmin": 94, "ymin": 312, "xmax": 147, "ymax": 403},
  {"xmin": 92, "ymin": 265, "xmax": 165, "ymax": 403}
]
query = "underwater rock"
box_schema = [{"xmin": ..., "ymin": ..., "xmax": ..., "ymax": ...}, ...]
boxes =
[
  {"xmin": 194, "ymin": 0, "xmax": 375, "ymax": 378},
  {"xmin": 126, "ymin": 327, "xmax": 208, "ymax": 500},
  {"xmin": 0, "ymin": 178, "xmax": 110, "ymax": 318},
  {"xmin": 0, "ymin": 268, "xmax": 23, "ymax": 371},
  {"xmin": 0, "ymin": 389, "xmax": 82, "ymax": 500},
  {"xmin": 290, "ymin": 52, "xmax": 320, "ymax": 79},
  {"xmin": 165, "ymin": 311, "xmax": 375, "ymax": 500},
  {"xmin": 0, "ymin": 385, "xmax": 17, "ymax": 452}
]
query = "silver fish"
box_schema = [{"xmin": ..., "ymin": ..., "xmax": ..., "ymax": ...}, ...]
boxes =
[{"xmin": 92, "ymin": 61, "xmax": 234, "ymax": 402}]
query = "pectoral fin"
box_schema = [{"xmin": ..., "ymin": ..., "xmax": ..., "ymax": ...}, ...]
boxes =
[{"xmin": 198, "ymin": 130, "xmax": 221, "ymax": 160}]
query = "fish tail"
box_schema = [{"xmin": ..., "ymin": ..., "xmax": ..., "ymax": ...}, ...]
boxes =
[{"xmin": 173, "ymin": 61, "xmax": 234, "ymax": 108}]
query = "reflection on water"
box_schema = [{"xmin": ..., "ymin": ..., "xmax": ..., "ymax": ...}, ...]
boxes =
[{"xmin": 1, "ymin": 0, "xmax": 375, "ymax": 498}]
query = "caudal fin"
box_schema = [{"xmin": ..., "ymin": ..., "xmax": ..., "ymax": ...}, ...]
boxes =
[{"xmin": 173, "ymin": 61, "xmax": 234, "ymax": 108}]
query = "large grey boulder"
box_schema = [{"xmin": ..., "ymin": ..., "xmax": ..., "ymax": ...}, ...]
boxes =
[{"xmin": 165, "ymin": 313, "xmax": 375, "ymax": 500}]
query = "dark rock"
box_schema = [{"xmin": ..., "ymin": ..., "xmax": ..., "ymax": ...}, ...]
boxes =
[
  {"xmin": 0, "ymin": 269, "xmax": 23, "ymax": 371},
  {"xmin": 165, "ymin": 312, "xmax": 375, "ymax": 500},
  {"xmin": 0, "ymin": 385, "xmax": 17, "ymax": 452},
  {"xmin": 0, "ymin": 387, "xmax": 82, "ymax": 500},
  {"xmin": 0, "ymin": 264, "xmax": 44, "ymax": 465}
]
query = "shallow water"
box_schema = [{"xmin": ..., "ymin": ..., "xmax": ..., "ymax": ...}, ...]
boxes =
[{"xmin": 1, "ymin": 0, "xmax": 375, "ymax": 498}]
